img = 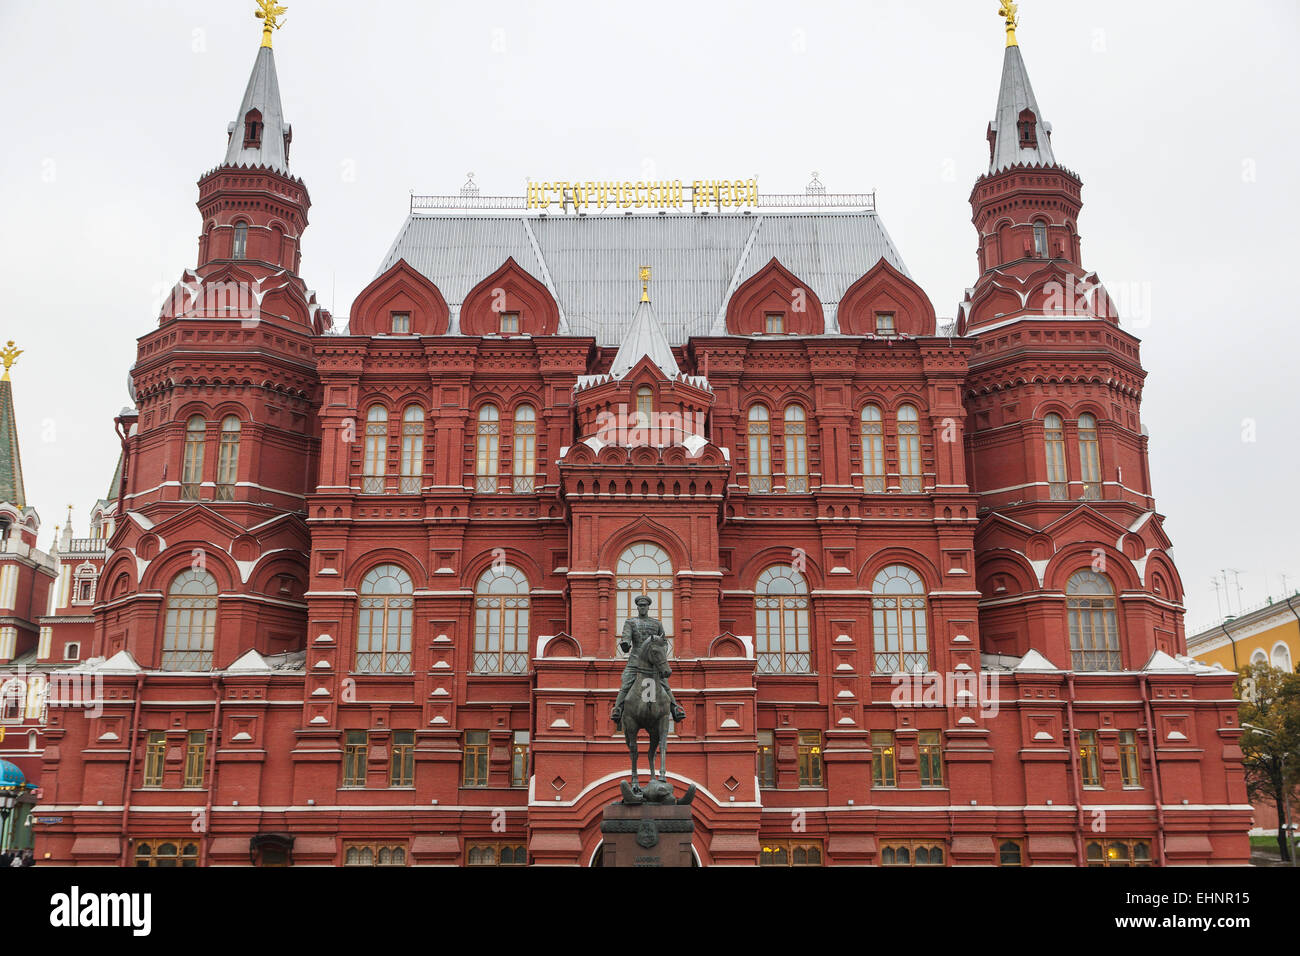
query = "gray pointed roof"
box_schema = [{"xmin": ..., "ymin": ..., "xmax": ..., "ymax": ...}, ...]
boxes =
[
  {"xmin": 0, "ymin": 379, "xmax": 25, "ymax": 508},
  {"xmin": 610, "ymin": 298, "xmax": 680, "ymax": 380},
  {"xmin": 223, "ymin": 46, "xmax": 291, "ymax": 173},
  {"xmin": 988, "ymin": 44, "xmax": 1057, "ymax": 173}
]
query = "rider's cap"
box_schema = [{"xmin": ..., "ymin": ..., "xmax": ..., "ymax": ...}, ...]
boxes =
[{"xmin": 634, "ymin": 595, "xmax": 652, "ymax": 606}]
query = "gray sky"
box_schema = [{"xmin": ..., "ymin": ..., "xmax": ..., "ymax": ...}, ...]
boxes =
[{"xmin": 1, "ymin": 0, "xmax": 1296, "ymax": 632}]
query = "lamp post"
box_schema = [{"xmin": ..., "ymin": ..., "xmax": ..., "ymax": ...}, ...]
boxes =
[
  {"xmin": 0, "ymin": 789, "xmax": 17, "ymax": 854},
  {"xmin": 1243, "ymin": 723, "xmax": 1298, "ymax": 866}
]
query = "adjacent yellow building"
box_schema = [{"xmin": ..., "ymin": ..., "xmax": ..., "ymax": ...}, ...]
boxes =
[{"xmin": 1187, "ymin": 595, "xmax": 1299, "ymax": 673}]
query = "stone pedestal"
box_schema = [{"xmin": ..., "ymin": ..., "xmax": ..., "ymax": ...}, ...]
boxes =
[{"xmin": 600, "ymin": 801, "xmax": 695, "ymax": 867}]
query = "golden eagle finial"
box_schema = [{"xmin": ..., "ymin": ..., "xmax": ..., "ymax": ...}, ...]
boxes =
[
  {"xmin": 639, "ymin": 266, "xmax": 652, "ymax": 303},
  {"xmin": 255, "ymin": 1, "xmax": 288, "ymax": 49},
  {"xmin": 1, "ymin": 341, "xmax": 22, "ymax": 382},
  {"xmin": 999, "ymin": 1, "xmax": 1019, "ymax": 47}
]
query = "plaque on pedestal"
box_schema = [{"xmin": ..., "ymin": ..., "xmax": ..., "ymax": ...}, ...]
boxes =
[{"xmin": 600, "ymin": 797, "xmax": 695, "ymax": 867}]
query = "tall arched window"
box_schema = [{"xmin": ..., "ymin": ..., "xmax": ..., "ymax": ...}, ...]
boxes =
[
  {"xmin": 1250, "ymin": 649, "xmax": 1269, "ymax": 668},
  {"xmin": 513, "ymin": 405, "xmax": 536, "ymax": 493},
  {"xmin": 400, "ymin": 406, "xmax": 424, "ymax": 494},
  {"xmin": 357, "ymin": 565, "xmax": 413, "ymax": 673},
  {"xmin": 216, "ymin": 416, "xmax": 240, "ymax": 501},
  {"xmin": 1067, "ymin": 570, "xmax": 1120, "ymax": 670},
  {"xmin": 473, "ymin": 565, "xmax": 530, "ymax": 674},
  {"xmin": 783, "ymin": 406, "xmax": 808, "ymax": 494},
  {"xmin": 897, "ymin": 404, "xmax": 922, "ymax": 493},
  {"xmin": 476, "ymin": 405, "xmax": 499, "ymax": 493},
  {"xmin": 755, "ymin": 565, "xmax": 810, "ymax": 674},
  {"xmin": 1044, "ymin": 413, "xmax": 1067, "ymax": 499},
  {"xmin": 363, "ymin": 406, "xmax": 388, "ymax": 494},
  {"xmin": 1272, "ymin": 643, "xmax": 1292, "ymax": 672},
  {"xmin": 635, "ymin": 386, "xmax": 654, "ymax": 423},
  {"xmin": 748, "ymin": 405, "xmax": 772, "ymax": 494},
  {"xmin": 1033, "ymin": 221, "xmax": 1049, "ymax": 258},
  {"xmin": 162, "ymin": 569, "xmax": 218, "ymax": 671},
  {"xmin": 616, "ymin": 543, "xmax": 674, "ymax": 656},
  {"xmin": 872, "ymin": 565, "xmax": 928, "ymax": 673},
  {"xmin": 861, "ymin": 404, "xmax": 884, "ymax": 493},
  {"xmin": 181, "ymin": 415, "xmax": 206, "ymax": 500},
  {"xmin": 232, "ymin": 222, "xmax": 248, "ymax": 260},
  {"xmin": 1078, "ymin": 413, "xmax": 1101, "ymax": 500}
]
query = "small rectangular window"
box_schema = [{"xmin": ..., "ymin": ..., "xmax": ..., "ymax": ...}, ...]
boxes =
[
  {"xmin": 183, "ymin": 730, "xmax": 207, "ymax": 788},
  {"xmin": 143, "ymin": 731, "xmax": 167, "ymax": 788},
  {"xmin": 875, "ymin": 312, "xmax": 896, "ymax": 336},
  {"xmin": 918, "ymin": 730, "xmax": 944, "ymax": 787},
  {"xmin": 511, "ymin": 730, "xmax": 529, "ymax": 788},
  {"xmin": 1118, "ymin": 730, "xmax": 1141, "ymax": 787},
  {"xmin": 765, "ymin": 312, "xmax": 784, "ymax": 334},
  {"xmin": 759, "ymin": 840, "xmax": 823, "ymax": 866},
  {"xmin": 390, "ymin": 312, "xmax": 411, "ymax": 334},
  {"xmin": 757, "ymin": 731, "xmax": 776, "ymax": 788},
  {"xmin": 499, "ymin": 312, "xmax": 520, "ymax": 335},
  {"xmin": 343, "ymin": 730, "xmax": 369, "ymax": 788},
  {"xmin": 998, "ymin": 839, "xmax": 1024, "ymax": 866},
  {"xmin": 467, "ymin": 844, "xmax": 527, "ymax": 866},
  {"xmin": 872, "ymin": 731, "xmax": 896, "ymax": 787},
  {"xmin": 390, "ymin": 730, "xmax": 415, "ymax": 787},
  {"xmin": 64, "ymin": 642, "xmax": 80, "ymax": 661},
  {"xmin": 463, "ymin": 730, "xmax": 489, "ymax": 787},
  {"xmin": 1079, "ymin": 730, "xmax": 1101, "ymax": 787},
  {"xmin": 797, "ymin": 730, "xmax": 823, "ymax": 788}
]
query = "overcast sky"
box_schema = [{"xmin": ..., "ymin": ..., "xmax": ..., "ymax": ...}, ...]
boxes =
[{"xmin": 1, "ymin": 0, "xmax": 1296, "ymax": 632}]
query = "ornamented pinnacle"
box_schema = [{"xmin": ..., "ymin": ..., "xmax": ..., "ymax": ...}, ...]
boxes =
[
  {"xmin": 0, "ymin": 341, "xmax": 21, "ymax": 382},
  {"xmin": 255, "ymin": 1, "xmax": 288, "ymax": 48},
  {"xmin": 639, "ymin": 266, "xmax": 651, "ymax": 303},
  {"xmin": 999, "ymin": 0, "xmax": 1019, "ymax": 47}
]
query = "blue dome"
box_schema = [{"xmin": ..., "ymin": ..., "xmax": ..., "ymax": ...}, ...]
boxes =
[{"xmin": 0, "ymin": 759, "xmax": 25, "ymax": 789}]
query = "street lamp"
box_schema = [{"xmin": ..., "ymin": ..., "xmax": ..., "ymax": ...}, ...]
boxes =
[
  {"xmin": 1242, "ymin": 723, "xmax": 1298, "ymax": 867},
  {"xmin": 0, "ymin": 789, "xmax": 16, "ymax": 854}
]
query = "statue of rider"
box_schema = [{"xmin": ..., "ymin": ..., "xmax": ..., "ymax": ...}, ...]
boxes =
[{"xmin": 610, "ymin": 595, "xmax": 686, "ymax": 724}]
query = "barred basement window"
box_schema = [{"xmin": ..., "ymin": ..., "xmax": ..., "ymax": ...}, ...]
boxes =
[
  {"xmin": 467, "ymin": 844, "xmax": 526, "ymax": 865},
  {"xmin": 757, "ymin": 730, "xmax": 775, "ymax": 788},
  {"xmin": 143, "ymin": 731, "xmax": 166, "ymax": 788},
  {"xmin": 783, "ymin": 405, "xmax": 808, "ymax": 493},
  {"xmin": 897, "ymin": 404, "xmax": 922, "ymax": 493},
  {"xmin": 1078, "ymin": 413, "xmax": 1101, "ymax": 499},
  {"xmin": 473, "ymin": 565, "xmax": 530, "ymax": 674},
  {"xmin": 511, "ymin": 730, "xmax": 529, "ymax": 788},
  {"xmin": 362, "ymin": 405, "xmax": 388, "ymax": 494},
  {"xmin": 880, "ymin": 842, "xmax": 945, "ymax": 866},
  {"xmin": 1067, "ymin": 570, "xmax": 1121, "ymax": 671},
  {"xmin": 342, "ymin": 730, "xmax": 369, "ymax": 788},
  {"xmin": 343, "ymin": 843, "xmax": 407, "ymax": 866},
  {"xmin": 797, "ymin": 730, "xmax": 823, "ymax": 788},
  {"xmin": 216, "ymin": 416, "xmax": 240, "ymax": 501},
  {"xmin": 390, "ymin": 730, "xmax": 415, "ymax": 787},
  {"xmin": 861, "ymin": 404, "xmax": 885, "ymax": 493},
  {"xmin": 161, "ymin": 569, "xmax": 217, "ymax": 671},
  {"xmin": 747, "ymin": 405, "xmax": 772, "ymax": 493},
  {"xmin": 760, "ymin": 840, "xmax": 823, "ymax": 866},
  {"xmin": 754, "ymin": 564, "xmax": 810, "ymax": 674},
  {"xmin": 871, "ymin": 731, "xmax": 896, "ymax": 787},
  {"xmin": 181, "ymin": 415, "xmax": 206, "ymax": 500},
  {"xmin": 1118, "ymin": 730, "xmax": 1141, "ymax": 787},
  {"xmin": 134, "ymin": 839, "xmax": 199, "ymax": 867},
  {"xmin": 1078, "ymin": 729, "xmax": 1101, "ymax": 787},
  {"xmin": 513, "ymin": 404, "xmax": 536, "ymax": 493},
  {"xmin": 998, "ymin": 840, "xmax": 1024, "ymax": 866},
  {"xmin": 399, "ymin": 405, "xmax": 424, "ymax": 494},
  {"xmin": 356, "ymin": 565, "xmax": 413, "ymax": 673},
  {"xmin": 476, "ymin": 404, "xmax": 499, "ymax": 493},
  {"xmin": 183, "ymin": 730, "xmax": 207, "ymax": 788},
  {"xmin": 918, "ymin": 730, "xmax": 944, "ymax": 787},
  {"xmin": 872, "ymin": 565, "xmax": 929, "ymax": 673},
  {"xmin": 1086, "ymin": 839, "xmax": 1152, "ymax": 867},
  {"xmin": 1044, "ymin": 414, "xmax": 1067, "ymax": 499},
  {"xmin": 463, "ymin": 730, "xmax": 489, "ymax": 787}
]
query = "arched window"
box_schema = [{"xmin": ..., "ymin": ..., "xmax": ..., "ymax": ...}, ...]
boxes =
[
  {"xmin": 1078, "ymin": 413, "xmax": 1101, "ymax": 500},
  {"xmin": 363, "ymin": 406, "xmax": 388, "ymax": 494},
  {"xmin": 897, "ymin": 404, "xmax": 922, "ymax": 493},
  {"xmin": 162, "ymin": 569, "xmax": 218, "ymax": 671},
  {"xmin": 356, "ymin": 565, "xmax": 413, "ymax": 673},
  {"xmin": 1044, "ymin": 413, "xmax": 1067, "ymax": 499},
  {"xmin": 243, "ymin": 108, "xmax": 263, "ymax": 147},
  {"xmin": 617, "ymin": 543, "xmax": 674, "ymax": 656},
  {"xmin": 755, "ymin": 565, "xmax": 810, "ymax": 674},
  {"xmin": 476, "ymin": 404, "xmax": 499, "ymax": 493},
  {"xmin": 216, "ymin": 416, "xmax": 240, "ymax": 501},
  {"xmin": 513, "ymin": 405, "xmax": 536, "ymax": 493},
  {"xmin": 635, "ymin": 386, "xmax": 654, "ymax": 423},
  {"xmin": 783, "ymin": 406, "xmax": 808, "ymax": 494},
  {"xmin": 1067, "ymin": 570, "xmax": 1121, "ymax": 670},
  {"xmin": 232, "ymin": 222, "xmax": 248, "ymax": 260},
  {"xmin": 861, "ymin": 404, "xmax": 884, "ymax": 493},
  {"xmin": 872, "ymin": 565, "xmax": 928, "ymax": 673},
  {"xmin": 748, "ymin": 405, "xmax": 772, "ymax": 494},
  {"xmin": 473, "ymin": 565, "xmax": 530, "ymax": 674},
  {"xmin": 399, "ymin": 406, "xmax": 424, "ymax": 494},
  {"xmin": 181, "ymin": 415, "xmax": 206, "ymax": 500},
  {"xmin": 1273, "ymin": 643, "xmax": 1293, "ymax": 672},
  {"xmin": 1033, "ymin": 221, "xmax": 1049, "ymax": 258}
]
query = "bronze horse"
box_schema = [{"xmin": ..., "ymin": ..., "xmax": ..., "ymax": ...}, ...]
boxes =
[{"xmin": 618, "ymin": 634, "xmax": 672, "ymax": 795}]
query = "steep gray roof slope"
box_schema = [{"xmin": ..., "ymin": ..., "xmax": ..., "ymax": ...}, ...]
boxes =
[
  {"xmin": 224, "ymin": 46, "xmax": 291, "ymax": 173},
  {"xmin": 988, "ymin": 44, "xmax": 1056, "ymax": 173}
]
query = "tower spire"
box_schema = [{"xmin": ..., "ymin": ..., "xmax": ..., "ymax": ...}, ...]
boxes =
[
  {"xmin": 986, "ymin": 8, "xmax": 1056, "ymax": 174},
  {"xmin": 999, "ymin": 1, "xmax": 1019, "ymax": 48},
  {"xmin": 610, "ymin": 269, "xmax": 680, "ymax": 380},
  {"xmin": 0, "ymin": 342, "xmax": 27, "ymax": 508},
  {"xmin": 224, "ymin": 9, "xmax": 292, "ymax": 173}
]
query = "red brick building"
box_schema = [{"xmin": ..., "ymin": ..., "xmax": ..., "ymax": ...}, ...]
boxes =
[{"xmin": 33, "ymin": 20, "xmax": 1251, "ymax": 866}]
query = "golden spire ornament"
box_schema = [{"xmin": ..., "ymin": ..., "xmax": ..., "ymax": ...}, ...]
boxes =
[
  {"xmin": 0, "ymin": 341, "xmax": 21, "ymax": 382},
  {"xmin": 999, "ymin": 0, "xmax": 1019, "ymax": 47},
  {"xmin": 639, "ymin": 266, "xmax": 652, "ymax": 303},
  {"xmin": 255, "ymin": 1, "xmax": 288, "ymax": 48}
]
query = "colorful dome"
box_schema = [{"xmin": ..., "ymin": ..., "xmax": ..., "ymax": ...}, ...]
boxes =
[{"xmin": 0, "ymin": 759, "xmax": 25, "ymax": 789}]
